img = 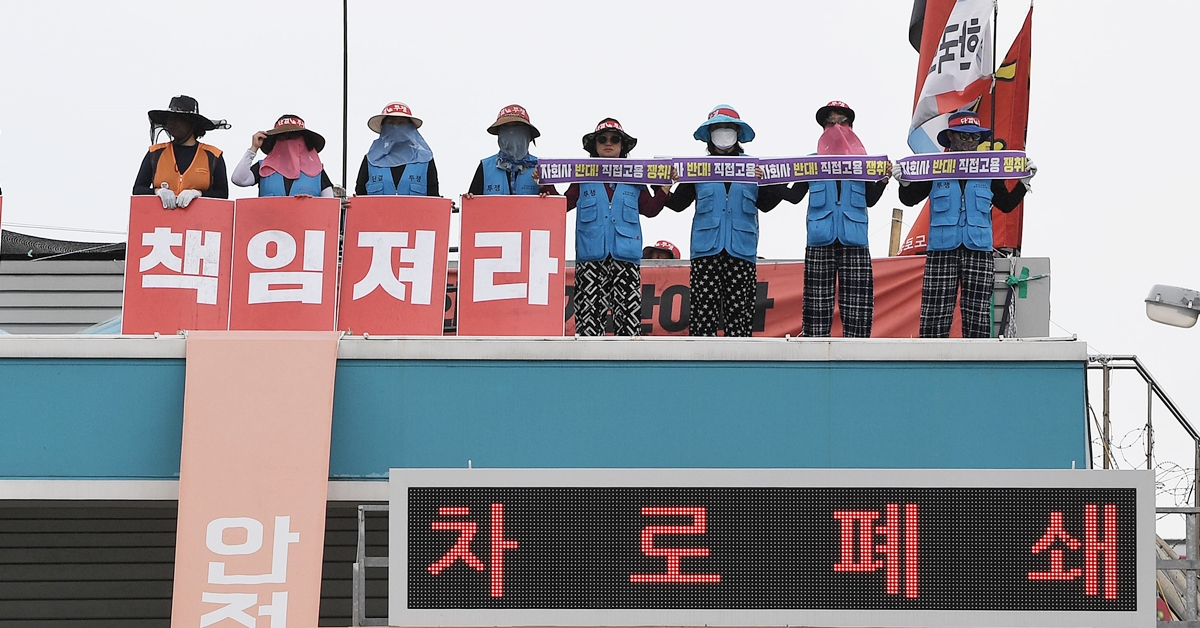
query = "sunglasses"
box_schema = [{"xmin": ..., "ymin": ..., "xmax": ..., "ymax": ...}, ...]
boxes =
[
  {"xmin": 595, "ymin": 134, "xmax": 623, "ymax": 145},
  {"xmin": 954, "ymin": 131, "xmax": 984, "ymax": 141}
]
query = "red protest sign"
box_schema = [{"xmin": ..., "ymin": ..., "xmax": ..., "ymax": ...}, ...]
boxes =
[
  {"xmin": 122, "ymin": 196, "xmax": 234, "ymax": 334},
  {"xmin": 338, "ymin": 196, "xmax": 451, "ymax": 336},
  {"xmin": 229, "ymin": 197, "xmax": 340, "ymax": 331},
  {"xmin": 457, "ymin": 195, "xmax": 566, "ymax": 336}
]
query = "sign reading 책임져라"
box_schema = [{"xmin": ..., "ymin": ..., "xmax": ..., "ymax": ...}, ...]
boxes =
[
  {"xmin": 535, "ymin": 159, "xmax": 674, "ymax": 186},
  {"xmin": 390, "ymin": 468, "xmax": 1154, "ymax": 628},
  {"xmin": 670, "ymin": 156, "xmax": 758, "ymax": 183},
  {"xmin": 896, "ymin": 150, "xmax": 1031, "ymax": 181},
  {"xmin": 757, "ymin": 155, "xmax": 892, "ymax": 184}
]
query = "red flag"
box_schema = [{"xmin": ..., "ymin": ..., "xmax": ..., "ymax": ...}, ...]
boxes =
[{"xmin": 900, "ymin": 7, "xmax": 1033, "ymax": 256}]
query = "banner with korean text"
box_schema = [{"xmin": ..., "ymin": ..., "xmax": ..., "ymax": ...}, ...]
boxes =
[
  {"xmin": 123, "ymin": 196, "xmax": 234, "ymax": 334},
  {"xmin": 536, "ymin": 159, "xmax": 674, "ymax": 186},
  {"xmin": 230, "ymin": 198, "xmax": 341, "ymax": 331},
  {"xmin": 339, "ymin": 196, "xmax": 451, "ymax": 335},
  {"xmin": 170, "ymin": 330, "xmax": 339, "ymax": 628},
  {"xmin": 896, "ymin": 150, "xmax": 1030, "ymax": 181},
  {"xmin": 458, "ymin": 195, "xmax": 566, "ymax": 336}
]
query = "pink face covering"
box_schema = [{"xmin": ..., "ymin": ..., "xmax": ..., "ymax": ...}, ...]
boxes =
[
  {"xmin": 260, "ymin": 137, "xmax": 324, "ymax": 179},
  {"xmin": 817, "ymin": 124, "xmax": 867, "ymax": 156}
]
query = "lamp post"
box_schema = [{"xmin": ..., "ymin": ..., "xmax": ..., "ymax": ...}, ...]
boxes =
[{"xmin": 1146, "ymin": 284, "xmax": 1200, "ymax": 328}]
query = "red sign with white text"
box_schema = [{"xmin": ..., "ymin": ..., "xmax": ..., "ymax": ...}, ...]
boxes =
[
  {"xmin": 229, "ymin": 197, "xmax": 341, "ymax": 331},
  {"xmin": 122, "ymin": 196, "xmax": 234, "ymax": 334},
  {"xmin": 457, "ymin": 196, "xmax": 566, "ymax": 336},
  {"xmin": 339, "ymin": 196, "xmax": 451, "ymax": 336}
]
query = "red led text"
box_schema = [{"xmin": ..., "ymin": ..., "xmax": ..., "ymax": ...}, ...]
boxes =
[
  {"xmin": 1028, "ymin": 504, "xmax": 1119, "ymax": 600},
  {"xmin": 832, "ymin": 503, "xmax": 919, "ymax": 598},
  {"xmin": 427, "ymin": 504, "xmax": 519, "ymax": 598},
  {"xmin": 630, "ymin": 506, "xmax": 721, "ymax": 584}
]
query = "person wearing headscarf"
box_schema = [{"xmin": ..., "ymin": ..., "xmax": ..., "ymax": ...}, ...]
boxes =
[
  {"xmin": 897, "ymin": 109, "xmax": 1036, "ymax": 338},
  {"xmin": 781, "ymin": 101, "xmax": 890, "ymax": 338},
  {"xmin": 231, "ymin": 115, "xmax": 335, "ymax": 197},
  {"xmin": 354, "ymin": 102, "xmax": 439, "ymax": 196},
  {"xmin": 563, "ymin": 118, "xmax": 670, "ymax": 336},
  {"xmin": 466, "ymin": 104, "xmax": 556, "ymax": 197},
  {"xmin": 133, "ymin": 95, "xmax": 230, "ymax": 208},
  {"xmin": 664, "ymin": 105, "xmax": 785, "ymax": 337}
]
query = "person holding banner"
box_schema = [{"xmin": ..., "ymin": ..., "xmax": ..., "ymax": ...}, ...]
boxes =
[
  {"xmin": 897, "ymin": 110, "xmax": 1035, "ymax": 338},
  {"xmin": 664, "ymin": 105, "xmax": 784, "ymax": 337},
  {"xmin": 133, "ymin": 95, "xmax": 230, "ymax": 208},
  {"xmin": 563, "ymin": 118, "xmax": 670, "ymax": 336},
  {"xmin": 781, "ymin": 101, "xmax": 889, "ymax": 338},
  {"xmin": 466, "ymin": 104, "xmax": 556, "ymax": 197},
  {"xmin": 231, "ymin": 115, "xmax": 335, "ymax": 197},
  {"xmin": 354, "ymin": 102, "xmax": 439, "ymax": 197}
]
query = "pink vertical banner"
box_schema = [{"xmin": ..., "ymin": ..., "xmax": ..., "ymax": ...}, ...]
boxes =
[{"xmin": 170, "ymin": 330, "xmax": 340, "ymax": 628}]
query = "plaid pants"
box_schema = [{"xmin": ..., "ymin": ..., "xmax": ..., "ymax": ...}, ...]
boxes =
[
  {"xmin": 803, "ymin": 243, "xmax": 874, "ymax": 338},
  {"xmin": 920, "ymin": 247, "xmax": 994, "ymax": 338},
  {"xmin": 574, "ymin": 257, "xmax": 642, "ymax": 336},
  {"xmin": 689, "ymin": 251, "xmax": 756, "ymax": 337}
]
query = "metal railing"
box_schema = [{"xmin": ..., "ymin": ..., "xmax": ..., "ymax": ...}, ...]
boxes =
[
  {"xmin": 352, "ymin": 504, "xmax": 388, "ymax": 626},
  {"xmin": 1159, "ymin": 507, "xmax": 1200, "ymax": 626}
]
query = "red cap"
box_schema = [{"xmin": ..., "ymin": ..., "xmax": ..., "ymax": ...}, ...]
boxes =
[{"xmin": 650, "ymin": 240, "xmax": 680, "ymax": 258}]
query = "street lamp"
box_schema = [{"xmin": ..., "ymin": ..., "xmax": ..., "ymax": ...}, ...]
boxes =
[{"xmin": 1146, "ymin": 284, "xmax": 1200, "ymax": 328}]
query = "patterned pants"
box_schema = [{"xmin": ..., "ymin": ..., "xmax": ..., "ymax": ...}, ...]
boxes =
[
  {"xmin": 689, "ymin": 251, "xmax": 757, "ymax": 337},
  {"xmin": 574, "ymin": 257, "xmax": 642, "ymax": 336},
  {"xmin": 803, "ymin": 243, "xmax": 874, "ymax": 338},
  {"xmin": 920, "ymin": 247, "xmax": 994, "ymax": 338}
]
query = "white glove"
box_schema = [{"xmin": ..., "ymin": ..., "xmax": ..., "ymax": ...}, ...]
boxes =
[
  {"xmin": 892, "ymin": 161, "xmax": 911, "ymax": 187},
  {"xmin": 155, "ymin": 185, "xmax": 177, "ymax": 210},
  {"xmin": 177, "ymin": 189, "xmax": 203, "ymax": 208},
  {"xmin": 1020, "ymin": 160, "xmax": 1037, "ymax": 192}
]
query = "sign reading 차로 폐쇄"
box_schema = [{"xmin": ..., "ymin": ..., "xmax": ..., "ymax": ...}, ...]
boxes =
[
  {"xmin": 896, "ymin": 150, "xmax": 1031, "ymax": 181},
  {"xmin": 390, "ymin": 468, "xmax": 1155, "ymax": 628}
]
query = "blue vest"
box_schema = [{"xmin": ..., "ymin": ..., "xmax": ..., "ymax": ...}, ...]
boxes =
[
  {"xmin": 480, "ymin": 154, "xmax": 540, "ymax": 195},
  {"xmin": 927, "ymin": 179, "xmax": 995, "ymax": 252},
  {"xmin": 806, "ymin": 180, "xmax": 868, "ymax": 248},
  {"xmin": 574, "ymin": 183, "xmax": 643, "ymax": 264},
  {"xmin": 259, "ymin": 168, "xmax": 323, "ymax": 197},
  {"xmin": 690, "ymin": 181, "xmax": 759, "ymax": 262},
  {"xmin": 365, "ymin": 162, "xmax": 429, "ymax": 196}
]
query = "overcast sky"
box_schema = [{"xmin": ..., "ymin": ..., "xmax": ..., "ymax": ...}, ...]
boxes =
[{"xmin": 2, "ymin": 1, "xmax": 1197, "ymax": 497}]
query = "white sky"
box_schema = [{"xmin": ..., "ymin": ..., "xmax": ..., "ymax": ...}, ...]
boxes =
[{"xmin": 2, "ymin": 1, "xmax": 1198, "ymax": 508}]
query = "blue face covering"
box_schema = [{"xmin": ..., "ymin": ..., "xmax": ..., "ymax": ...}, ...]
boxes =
[{"xmin": 366, "ymin": 121, "xmax": 434, "ymax": 168}]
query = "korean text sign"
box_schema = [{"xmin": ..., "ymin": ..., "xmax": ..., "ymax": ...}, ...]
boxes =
[
  {"xmin": 390, "ymin": 468, "xmax": 1154, "ymax": 628},
  {"xmin": 896, "ymin": 150, "xmax": 1031, "ymax": 181},
  {"xmin": 339, "ymin": 196, "xmax": 451, "ymax": 336},
  {"xmin": 229, "ymin": 197, "xmax": 341, "ymax": 331},
  {"xmin": 171, "ymin": 331, "xmax": 340, "ymax": 628},
  {"xmin": 123, "ymin": 196, "xmax": 234, "ymax": 334},
  {"xmin": 457, "ymin": 195, "xmax": 566, "ymax": 336}
]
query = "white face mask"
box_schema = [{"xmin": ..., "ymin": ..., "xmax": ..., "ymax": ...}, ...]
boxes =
[{"xmin": 711, "ymin": 127, "xmax": 738, "ymax": 150}]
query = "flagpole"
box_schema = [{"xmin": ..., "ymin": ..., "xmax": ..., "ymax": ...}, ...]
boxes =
[
  {"xmin": 990, "ymin": 0, "xmax": 998, "ymax": 140},
  {"xmin": 341, "ymin": 0, "xmax": 349, "ymax": 191}
]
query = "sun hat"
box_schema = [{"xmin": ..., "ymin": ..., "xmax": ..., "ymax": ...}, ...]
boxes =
[
  {"xmin": 815, "ymin": 100, "xmax": 855, "ymax": 127},
  {"xmin": 148, "ymin": 95, "xmax": 229, "ymax": 134},
  {"xmin": 693, "ymin": 104, "xmax": 755, "ymax": 144},
  {"xmin": 642, "ymin": 240, "xmax": 681, "ymax": 259},
  {"xmin": 487, "ymin": 104, "xmax": 541, "ymax": 139},
  {"xmin": 936, "ymin": 110, "xmax": 992, "ymax": 148},
  {"xmin": 262, "ymin": 114, "xmax": 326, "ymax": 154},
  {"xmin": 368, "ymin": 101, "xmax": 423, "ymax": 133},
  {"xmin": 582, "ymin": 118, "xmax": 638, "ymax": 156}
]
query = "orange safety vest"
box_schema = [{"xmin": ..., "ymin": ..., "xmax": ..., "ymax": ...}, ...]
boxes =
[{"xmin": 150, "ymin": 142, "xmax": 222, "ymax": 195}]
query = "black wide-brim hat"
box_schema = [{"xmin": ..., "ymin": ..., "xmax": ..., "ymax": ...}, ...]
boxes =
[
  {"xmin": 815, "ymin": 100, "xmax": 855, "ymax": 127},
  {"xmin": 261, "ymin": 114, "xmax": 326, "ymax": 154},
  {"xmin": 582, "ymin": 118, "xmax": 638, "ymax": 155},
  {"xmin": 148, "ymin": 95, "xmax": 224, "ymax": 133}
]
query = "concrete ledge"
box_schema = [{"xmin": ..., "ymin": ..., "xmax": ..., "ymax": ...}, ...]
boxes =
[{"xmin": 0, "ymin": 334, "xmax": 1087, "ymax": 362}]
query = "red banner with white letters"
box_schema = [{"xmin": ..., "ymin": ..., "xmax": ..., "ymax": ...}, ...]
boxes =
[
  {"xmin": 442, "ymin": 257, "xmax": 962, "ymax": 338},
  {"xmin": 122, "ymin": 196, "xmax": 234, "ymax": 334},
  {"xmin": 457, "ymin": 195, "xmax": 567, "ymax": 336},
  {"xmin": 229, "ymin": 198, "xmax": 341, "ymax": 331},
  {"xmin": 338, "ymin": 196, "xmax": 451, "ymax": 336}
]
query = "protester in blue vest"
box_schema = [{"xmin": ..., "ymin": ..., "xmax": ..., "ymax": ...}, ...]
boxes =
[
  {"xmin": 563, "ymin": 119, "xmax": 670, "ymax": 336},
  {"xmin": 354, "ymin": 102, "xmax": 439, "ymax": 197},
  {"xmin": 466, "ymin": 104, "xmax": 556, "ymax": 197},
  {"xmin": 897, "ymin": 110, "xmax": 1036, "ymax": 338},
  {"xmin": 664, "ymin": 105, "xmax": 785, "ymax": 337},
  {"xmin": 781, "ymin": 101, "xmax": 890, "ymax": 338},
  {"xmin": 231, "ymin": 115, "xmax": 335, "ymax": 197}
]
